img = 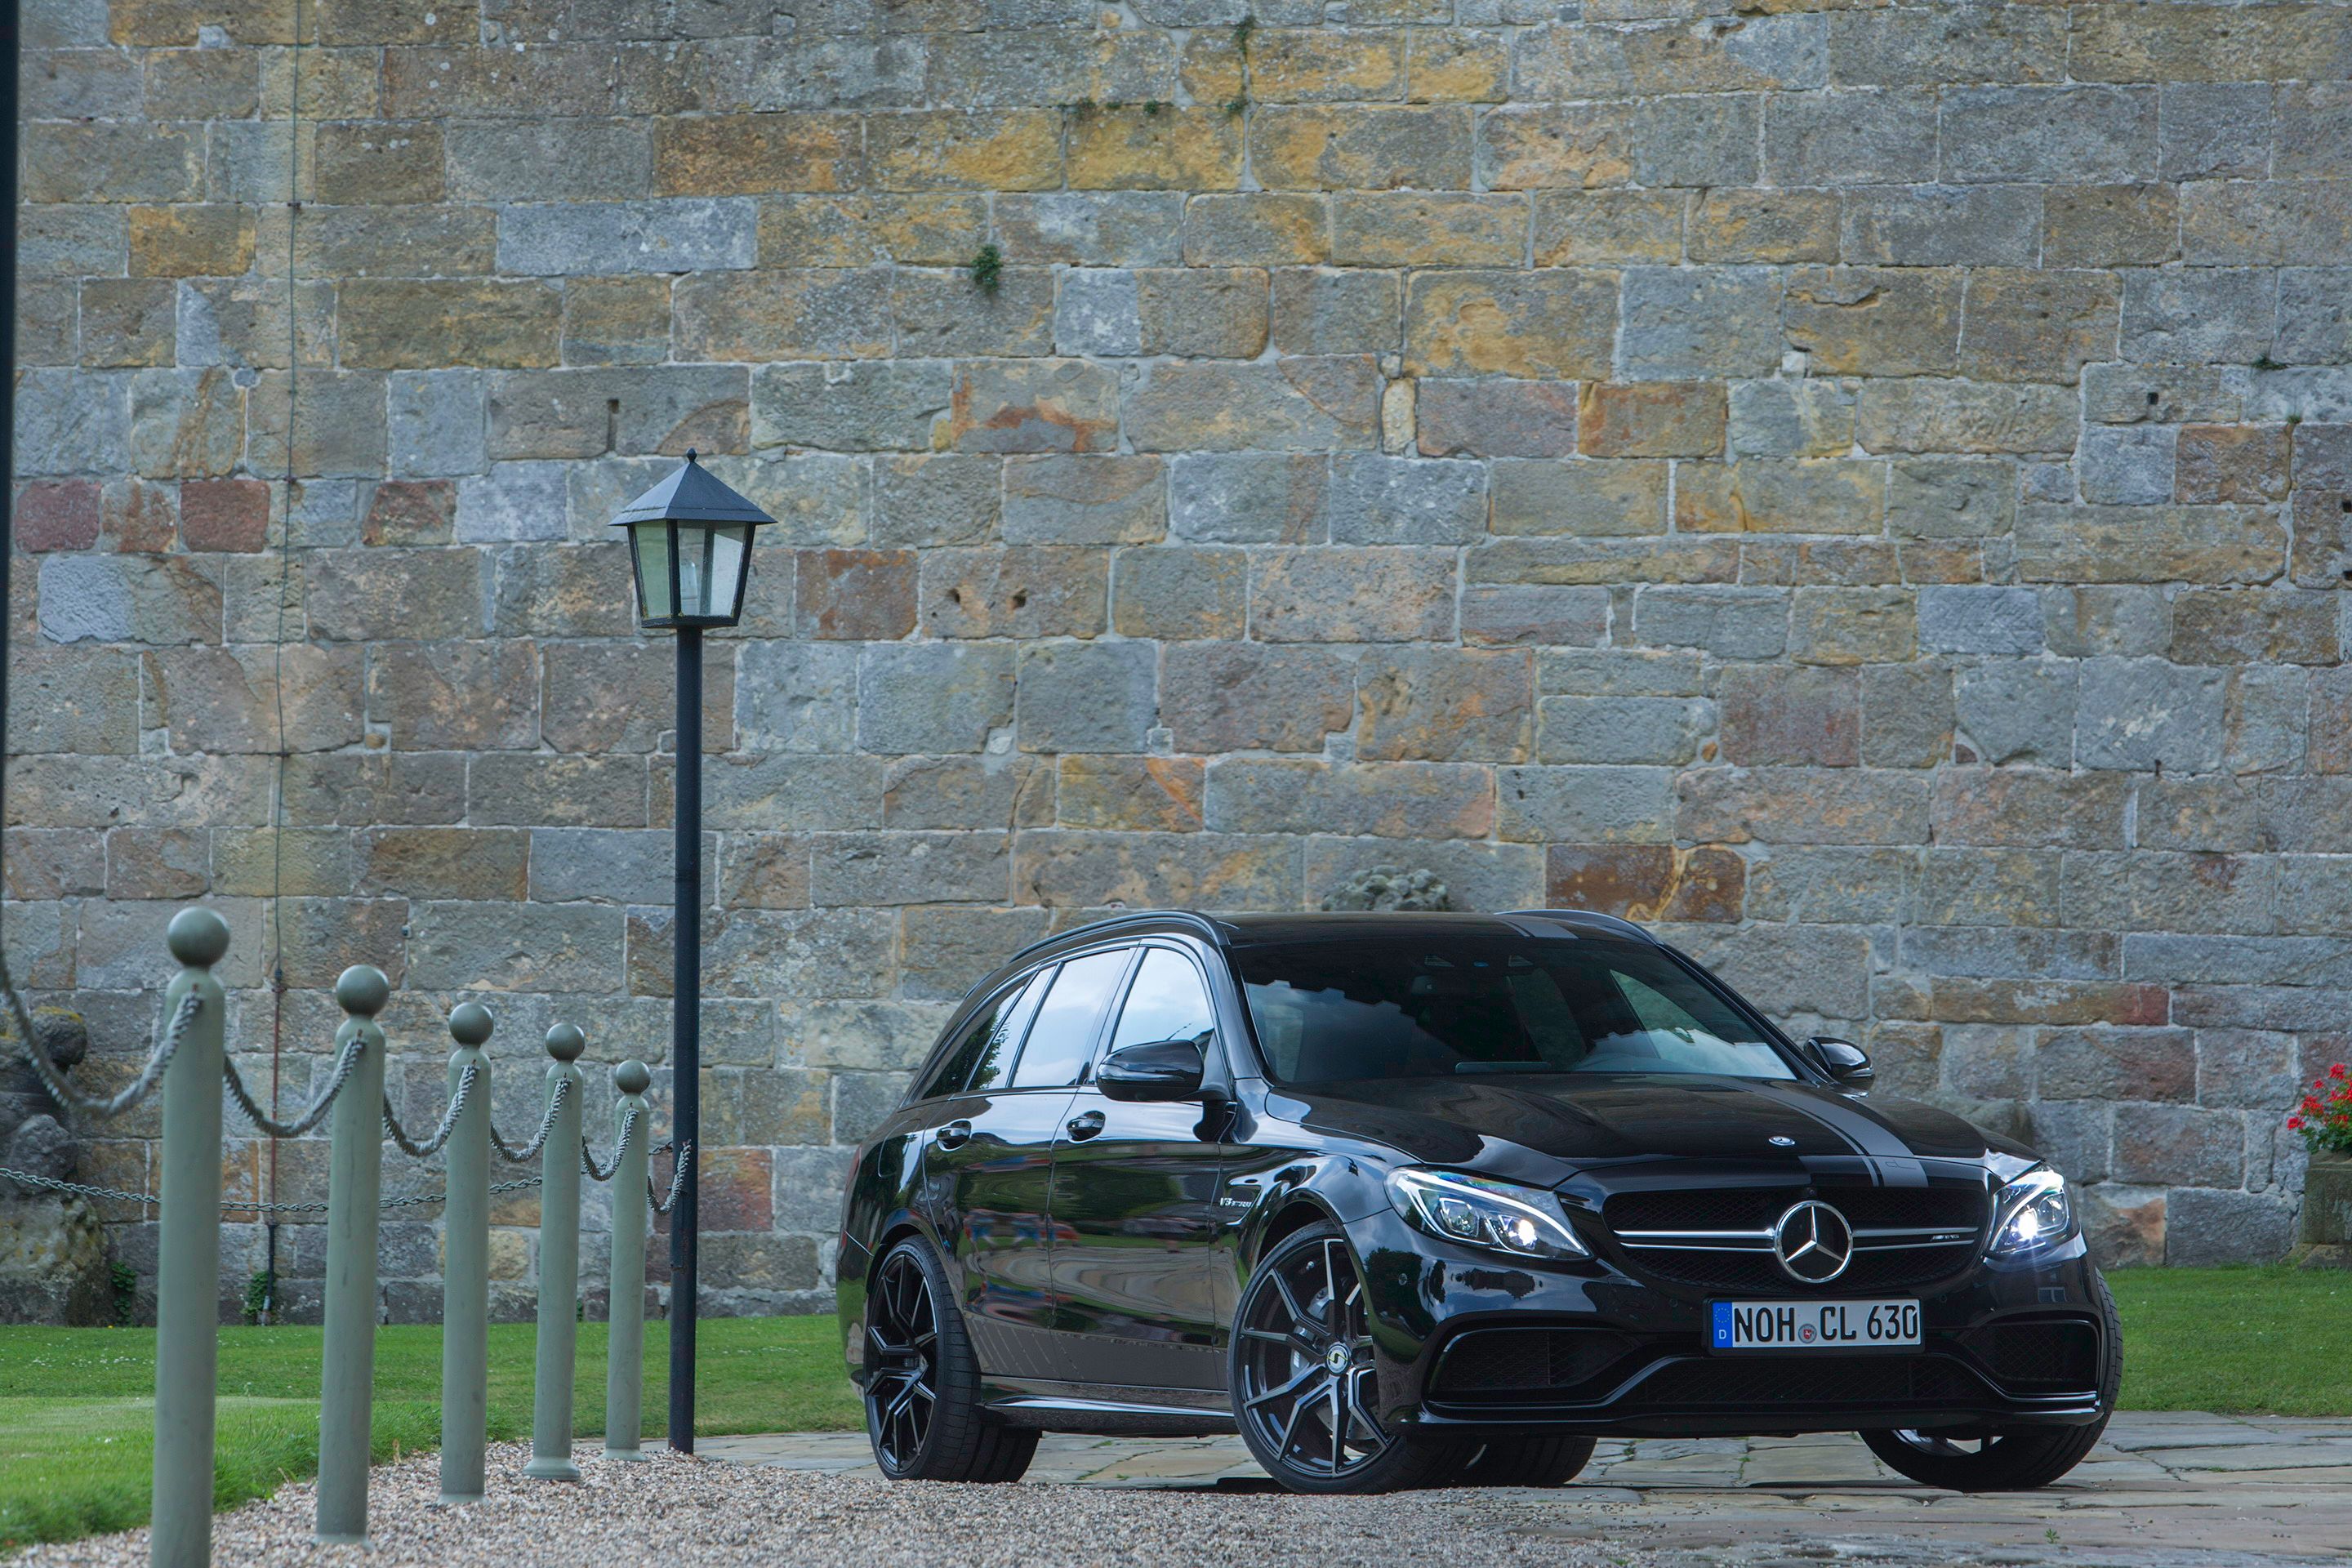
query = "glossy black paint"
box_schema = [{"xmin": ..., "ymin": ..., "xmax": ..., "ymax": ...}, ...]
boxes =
[{"xmin": 836, "ymin": 911, "xmax": 2109, "ymax": 1441}]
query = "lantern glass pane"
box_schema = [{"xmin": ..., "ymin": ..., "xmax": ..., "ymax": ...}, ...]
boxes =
[
  {"xmin": 673, "ymin": 523, "xmax": 750, "ymax": 622},
  {"xmin": 630, "ymin": 521, "xmax": 674, "ymax": 621}
]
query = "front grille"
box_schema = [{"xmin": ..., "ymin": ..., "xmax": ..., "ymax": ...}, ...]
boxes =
[
  {"xmin": 1431, "ymin": 1327, "xmax": 1635, "ymax": 1402},
  {"xmin": 1604, "ymin": 1183, "xmax": 1987, "ymax": 1294},
  {"xmin": 1605, "ymin": 1185, "xmax": 1986, "ymax": 1234},
  {"xmin": 1637, "ymin": 1354, "xmax": 1984, "ymax": 1408},
  {"xmin": 1627, "ymin": 1245, "xmax": 1976, "ymax": 1295},
  {"xmin": 1970, "ymin": 1319, "xmax": 2100, "ymax": 1392}
]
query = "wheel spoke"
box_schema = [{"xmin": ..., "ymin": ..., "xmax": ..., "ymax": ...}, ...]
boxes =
[
  {"xmin": 1326, "ymin": 1362, "xmax": 1343, "ymax": 1470},
  {"xmin": 1245, "ymin": 1361, "xmax": 1322, "ymax": 1410},
  {"xmin": 1277, "ymin": 1373, "xmax": 1327, "ymax": 1459},
  {"xmin": 1266, "ymin": 1266, "xmax": 1312, "ymax": 1334}
]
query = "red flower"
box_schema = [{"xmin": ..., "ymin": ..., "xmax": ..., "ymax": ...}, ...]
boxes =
[
  {"xmin": 2291, "ymin": 1116, "xmax": 2306, "ymax": 1129},
  {"xmin": 2334, "ymin": 1063, "xmax": 2348, "ymax": 1079}
]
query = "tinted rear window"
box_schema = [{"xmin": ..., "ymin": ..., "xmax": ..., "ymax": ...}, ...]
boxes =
[{"xmin": 1235, "ymin": 937, "xmax": 1795, "ymax": 1085}]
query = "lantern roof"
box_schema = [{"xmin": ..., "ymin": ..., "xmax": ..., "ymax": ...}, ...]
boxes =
[{"xmin": 608, "ymin": 449, "xmax": 776, "ymax": 529}]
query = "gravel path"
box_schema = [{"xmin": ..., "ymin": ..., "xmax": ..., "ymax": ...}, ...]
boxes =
[{"xmin": 8, "ymin": 1443, "xmax": 1640, "ymax": 1568}]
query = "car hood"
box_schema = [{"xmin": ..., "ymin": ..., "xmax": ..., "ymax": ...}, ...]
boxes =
[{"xmin": 1285, "ymin": 1072, "xmax": 1997, "ymax": 1179}]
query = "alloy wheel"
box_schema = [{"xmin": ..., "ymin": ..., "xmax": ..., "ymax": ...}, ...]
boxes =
[
  {"xmin": 1236, "ymin": 1236, "xmax": 1388, "ymax": 1477},
  {"xmin": 866, "ymin": 1250, "xmax": 941, "ymax": 1472}
]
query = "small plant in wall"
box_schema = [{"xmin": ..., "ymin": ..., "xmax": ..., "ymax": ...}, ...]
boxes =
[
  {"xmin": 969, "ymin": 243, "xmax": 1003, "ymax": 295},
  {"xmin": 2288, "ymin": 1063, "xmax": 2352, "ymax": 1155}
]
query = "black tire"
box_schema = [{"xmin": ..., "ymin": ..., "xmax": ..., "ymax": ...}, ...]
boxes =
[
  {"xmin": 1230, "ymin": 1221, "xmax": 1470, "ymax": 1494},
  {"xmin": 1861, "ymin": 1271, "xmax": 2122, "ymax": 1492},
  {"xmin": 862, "ymin": 1234, "xmax": 1040, "ymax": 1483},
  {"xmin": 1454, "ymin": 1435, "xmax": 1598, "ymax": 1487}
]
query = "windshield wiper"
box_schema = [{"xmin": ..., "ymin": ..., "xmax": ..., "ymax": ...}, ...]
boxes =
[{"xmin": 1452, "ymin": 1061, "xmax": 1562, "ymax": 1074}]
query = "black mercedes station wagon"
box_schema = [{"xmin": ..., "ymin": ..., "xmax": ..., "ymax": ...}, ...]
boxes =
[{"xmin": 836, "ymin": 911, "xmax": 2118, "ymax": 1495}]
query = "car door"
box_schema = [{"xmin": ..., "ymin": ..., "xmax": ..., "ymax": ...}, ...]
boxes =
[
  {"xmin": 928, "ymin": 946, "xmax": 1138, "ymax": 1381},
  {"xmin": 1045, "ymin": 943, "xmax": 1229, "ymax": 1391}
]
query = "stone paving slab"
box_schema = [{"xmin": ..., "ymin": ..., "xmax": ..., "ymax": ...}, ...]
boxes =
[{"xmin": 707, "ymin": 1414, "xmax": 2352, "ymax": 1567}]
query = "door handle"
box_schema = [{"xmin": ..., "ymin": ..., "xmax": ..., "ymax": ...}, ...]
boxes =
[
  {"xmin": 1066, "ymin": 1109, "xmax": 1106, "ymax": 1142},
  {"xmin": 935, "ymin": 1119, "xmax": 972, "ymax": 1151}
]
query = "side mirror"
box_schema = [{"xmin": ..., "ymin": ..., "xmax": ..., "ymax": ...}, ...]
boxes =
[
  {"xmin": 1808, "ymin": 1036, "xmax": 1873, "ymax": 1090},
  {"xmin": 1098, "ymin": 1038, "xmax": 1207, "ymax": 1102}
]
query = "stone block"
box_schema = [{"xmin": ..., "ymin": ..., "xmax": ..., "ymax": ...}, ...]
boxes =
[
  {"xmin": 899, "ymin": 906, "xmax": 1054, "ymax": 1003},
  {"xmin": 1495, "ymin": 765, "xmax": 1677, "ymax": 844},
  {"xmin": 651, "ymin": 112, "xmax": 856, "ymax": 197},
  {"xmin": 1918, "ymin": 585, "xmax": 2044, "ymax": 655},
  {"xmin": 1182, "ymin": 193, "xmax": 1330, "ymax": 267},
  {"xmin": 2163, "ymin": 1187, "xmax": 2294, "ymax": 1267},
  {"xmin": 1536, "ymin": 695, "xmax": 1708, "ymax": 766},
  {"xmin": 561, "ymin": 275, "xmax": 672, "ymax": 368},
  {"xmin": 1331, "ymin": 193, "xmax": 1525, "ymax": 267},
  {"xmin": 808, "ymin": 831, "xmax": 1009, "ymax": 907},
  {"xmin": 1839, "ymin": 183, "xmax": 2041, "ymax": 265},
  {"xmin": 786, "ymin": 550, "xmax": 915, "ymax": 644},
  {"xmin": 1763, "ymin": 88, "xmax": 1936, "ymax": 185},
  {"xmin": 1931, "ymin": 767, "xmax": 2130, "ymax": 849},
  {"xmin": 38, "ymin": 554, "xmax": 221, "ymax": 646},
  {"xmin": 732, "ymin": 641, "xmax": 855, "ymax": 755},
  {"xmin": 1012, "ymin": 830, "xmax": 1299, "ymax": 910},
  {"xmin": 1205, "ymin": 759, "xmax": 1491, "ymax": 839},
  {"xmin": 1356, "ymin": 647, "xmax": 1533, "ymax": 763},
  {"xmin": 1953, "ymin": 662, "xmax": 2077, "ymax": 768},
  {"xmin": 1686, "ymin": 189, "xmax": 1839, "ymax": 265},
  {"xmin": 5, "ymin": 647, "xmax": 136, "ymax": 756},
  {"xmin": 1126, "ymin": 357, "xmax": 1379, "ymax": 452},
  {"xmin": 872, "ymin": 454, "xmax": 998, "ymax": 547},
  {"xmin": 1414, "ymin": 380, "xmax": 1581, "ymax": 458},
  {"xmin": 456, "ymin": 462, "xmax": 569, "ymax": 544},
  {"xmin": 387, "ymin": 369, "xmax": 488, "ymax": 479},
  {"xmin": 1619, "ymin": 266, "xmax": 1784, "ymax": 380},
  {"xmin": 367, "ymin": 640, "xmax": 539, "ymax": 753},
  {"xmin": 2043, "ymin": 183, "xmax": 2179, "ymax": 266},
  {"xmin": 1480, "ymin": 97, "xmax": 1758, "ymax": 190},
  {"xmin": 1250, "ymin": 105, "xmax": 1470, "ymax": 190},
  {"xmin": 470, "ymin": 755, "xmax": 648, "ymax": 829},
  {"xmin": 1957, "ymin": 269, "xmax": 2119, "ymax": 383},
  {"xmin": 2120, "ymin": 268, "xmax": 2276, "ymax": 364},
  {"xmin": 1054, "ymin": 269, "xmax": 1141, "ymax": 356},
  {"xmin": 1138, "ymin": 269, "xmax": 1269, "ymax": 358},
  {"xmin": 2075, "ymin": 657, "xmax": 2226, "ymax": 773},
  {"xmin": 1717, "ymin": 666, "xmax": 1859, "ymax": 767},
  {"xmin": 1270, "ymin": 269, "xmax": 1400, "ymax": 356},
  {"xmin": 1326, "ymin": 456, "xmax": 1486, "ymax": 545},
  {"xmin": 1546, "ymin": 844, "xmax": 1745, "ymax": 924},
  {"xmin": 1058, "ymin": 755, "xmax": 1204, "ymax": 833},
  {"xmin": 1941, "ymin": 83, "xmax": 2155, "ymax": 184},
  {"xmin": 1856, "ymin": 378, "xmax": 2078, "ymax": 456},
  {"xmin": 78, "ymin": 279, "xmax": 175, "ymax": 368},
  {"xmin": 1250, "ymin": 547, "xmax": 1454, "ymax": 642},
  {"xmin": 14, "ymin": 482, "xmax": 100, "ymax": 553},
  {"xmin": 884, "ymin": 755, "xmax": 1054, "ymax": 834},
  {"xmin": 247, "ymin": 370, "xmax": 387, "ymax": 479},
  {"xmin": 1067, "ymin": 106, "xmax": 1241, "ymax": 191},
  {"xmin": 362, "ymin": 826, "xmax": 531, "ymax": 902},
  {"xmin": 945, "ymin": 359, "xmax": 1120, "ymax": 454},
  {"xmin": 857, "ymin": 643, "xmax": 1016, "ymax": 755},
  {"xmin": 674, "ymin": 268, "xmax": 892, "ymax": 361},
  {"xmin": 408, "ymin": 900, "xmax": 624, "ymax": 994},
  {"xmin": 1677, "ymin": 767, "xmax": 1930, "ymax": 846},
  {"xmin": 1578, "ymin": 383, "xmax": 1725, "ymax": 459},
  {"xmin": 1408, "ymin": 269, "xmax": 1620, "ymax": 381},
  {"xmin": 314, "ymin": 122, "xmax": 444, "ymax": 205},
  {"xmin": 497, "ymin": 198, "xmax": 756, "ymax": 275},
  {"xmin": 919, "ymin": 546, "xmax": 1107, "ymax": 640},
  {"xmin": 2114, "ymin": 1104, "xmax": 2246, "ymax": 1190},
  {"xmin": 1462, "ymin": 585, "xmax": 1610, "ymax": 648},
  {"xmin": 2180, "ymin": 178, "xmax": 2352, "ymax": 266},
  {"xmin": 760, "ymin": 191, "xmax": 992, "ymax": 269},
  {"xmin": 755, "ymin": 362, "xmax": 954, "ymax": 453},
  {"xmin": 128, "ymin": 369, "xmax": 242, "ymax": 481},
  {"xmin": 1781, "ymin": 265, "xmax": 1962, "ymax": 377},
  {"xmin": 2016, "ymin": 504, "xmax": 2283, "ymax": 585},
  {"xmin": 1791, "ymin": 586, "xmax": 1915, "ymax": 666},
  {"xmin": 1015, "ymin": 640, "xmax": 1157, "ymax": 755},
  {"xmin": 23, "ymin": 122, "xmax": 203, "ymax": 203},
  {"xmin": 1112, "ymin": 546, "xmax": 1246, "ymax": 640},
  {"xmin": 1002, "ymin": 456, "xmax": 1165, "ymax": 546},
  {"xmin": 1160, "ymin": 643, "xmax": 1356, "ymax": 754},
  {"xmin": 1861, "ymin": 662, "xmax": 1953, "ymax": 769},
  {"xmin": 1676, "ymin": 459, "xmax": 1886, "ymax": 536},
  {"xmin": 1490, "ymin": 459, "xmax": 1665, "ymax": 536},
  {"xmin": 1532, "ymin": 190, "xmax": 1687, "ymax": 265},
  {"xmin": 1168, "ymin": 452, "xmax": 1328, "ymax": 543},
  {"xmin": 895, "ymin": 267, "xmax": 1057, "ymax": 359}
]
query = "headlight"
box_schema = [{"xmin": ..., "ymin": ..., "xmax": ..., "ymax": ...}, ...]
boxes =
[
  {"xmin": 1383, "ymin": 1168, "xmax": 1589, "ymax": 1261},
  {"xmin": 1989, "ymin": 1166, "xmax": 2074, "ymax": 1255}
]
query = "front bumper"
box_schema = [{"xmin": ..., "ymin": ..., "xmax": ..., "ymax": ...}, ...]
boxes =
[{"xmin": 1351, "ymin": 1205, "xmax": 2109, "ymax": 1438}]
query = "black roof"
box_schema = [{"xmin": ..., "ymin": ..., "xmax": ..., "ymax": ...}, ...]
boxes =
[{"xmin": 1004, "ymin": 907, "xmax": 1659, "ymax": 969}]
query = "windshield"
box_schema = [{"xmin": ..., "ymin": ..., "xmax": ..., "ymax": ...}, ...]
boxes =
[{"xmin": 1234, "ymin": 937, "xmax": 1797, "ymax": 1085}]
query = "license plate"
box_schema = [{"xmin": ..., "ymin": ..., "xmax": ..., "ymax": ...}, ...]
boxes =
[{"xmin": 1710, "ymin": 1298, "xmax": 1920, "ymax": 1351}]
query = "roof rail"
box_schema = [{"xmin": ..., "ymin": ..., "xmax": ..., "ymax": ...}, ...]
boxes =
[
  {"xmin": 1500, "ymin": 907, "xmax": 1661, "ymax": 942},
  {"xmin": 1003, "ymin": 908, "xmax": 1230, "ymax": 966}
]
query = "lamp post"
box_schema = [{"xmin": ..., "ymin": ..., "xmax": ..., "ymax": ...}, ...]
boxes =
[{"xmin": 609, "ymin": 448, "xmax": 774, "ymax": 1454}]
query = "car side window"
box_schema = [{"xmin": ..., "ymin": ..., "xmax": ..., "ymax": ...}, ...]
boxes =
[
  {"xmin": 1107, "ymin": 947, "xmax": 1216, "ymax": 1055},
  {"xmin": 914, "ymin": 968, "xmax": 1050, "ymax": 1102},
  {"xmin": 1009, "ymin": 948, "xmax": 1133, "ymax": 1088},
  {"xmin": 964, "ymin": 968, "xmax": 1052, "ymax": 1094}
]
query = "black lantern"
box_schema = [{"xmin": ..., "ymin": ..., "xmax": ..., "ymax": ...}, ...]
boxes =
[
  {"xmin": 610, "ymin": 448, "xmax": 775, "ymax": 629},
  {"xmin": 606, "ymin": 448, "xmax": 774, "ymax": 1456}
]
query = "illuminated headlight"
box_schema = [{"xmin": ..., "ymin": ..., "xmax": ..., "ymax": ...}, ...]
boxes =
[
  {"xmin": 1384, "ymin": 1168, "xmax": 1589, "ymax": 1261},
  {"xmin": 1989, "ymin": 1166, "xmax": 2074, "ymax": 1256}
]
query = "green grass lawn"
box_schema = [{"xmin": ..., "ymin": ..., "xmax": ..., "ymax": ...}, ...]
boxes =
[
  {"xmin": 0, "ymin": 1316, "xmax": 860, "ymax": 1550},
  {"xmin": 1, "ymin": 1266, "xmax": 2345, "ymax": 1549}
]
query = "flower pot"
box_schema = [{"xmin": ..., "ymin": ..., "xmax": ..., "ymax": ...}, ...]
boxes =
[{"xmin": 2304, "ymin": 1148, "xmax": 2352, "ymax": 1249}]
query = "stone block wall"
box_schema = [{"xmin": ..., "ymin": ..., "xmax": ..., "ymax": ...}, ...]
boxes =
[{"xmin": 7, "ymin": 0, "xmax": 2348, "ymax": 1316}]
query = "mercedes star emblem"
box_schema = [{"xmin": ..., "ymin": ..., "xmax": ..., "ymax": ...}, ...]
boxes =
[
  {"xmin": 1768, "ymin": 1134, "xmax": 1797, "ymax": 1147},
  {"xmin": 1771, "ymin": 1200, "xmax": 1855, "ymax": 1285}
]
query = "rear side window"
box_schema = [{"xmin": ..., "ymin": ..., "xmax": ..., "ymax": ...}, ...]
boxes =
[
  {"xmin": 1010, "ymin": 948, "xmax": 1133, "ymax": 1088},
  {"xmin": 1107, "ymin": 948, "xmax": 1217, "ymax": 1054},
  {"xmin": 917, "ymin": 968, "xmax": 1050, "ymax": 1101}
]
